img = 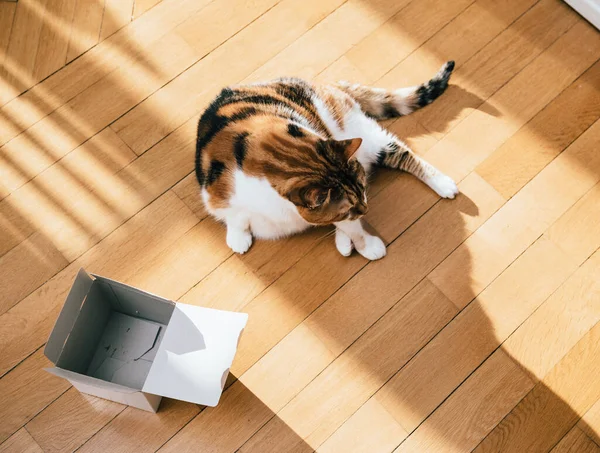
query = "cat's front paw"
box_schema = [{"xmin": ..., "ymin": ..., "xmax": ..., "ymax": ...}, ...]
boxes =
[
  {"xmin": 428, "ymin": 173, "xmax": 459, "ymax": 199},
  {"xmin": 356, "ymin": 234, "xmax": 386, "ymax": 261},
  {"xmin": 227, "ymin": 229, "xmax": 253, "ymax": 254},
  {"xmin": 335, "ymin": 229, "xmax": 353, "ymax": 257}
]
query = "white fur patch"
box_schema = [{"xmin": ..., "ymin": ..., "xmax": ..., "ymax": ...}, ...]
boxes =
[
  {"xmin": 222, "ymin": 170, "xmax": 310, "ymax": 239},
  {"xmin": 312, "ymin": 92, "xmax": 397, "ymax": 171},
  {"xmin": 394, "ymin": 86, "xmax": 418, "ymax": 115},
  {"xmin": 312, "ymin": 94, "xmax": 344, "ymax": 137},
  {"xmin": 341, "ymin": 107, "xmax": 395, "ymax": 170}
]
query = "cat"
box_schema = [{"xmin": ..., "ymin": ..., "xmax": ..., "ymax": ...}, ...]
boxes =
[{"xmin": 195, "ymin": 61, "xmax": 458, "ymax": 260}]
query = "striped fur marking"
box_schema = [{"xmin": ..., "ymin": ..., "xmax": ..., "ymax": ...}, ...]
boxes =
[
  {"xmin": 234, "ymin": 132, "xmax": 250, "ymax": 168},
  {"xmin": 287, "ymin": 123, "xmax": 304, "ymax": 137},
  {"xmin": 206, "ymin": 160, "xmax": 226, "ymax": 185},
  {"xmin": 417, "ymin": 60, "xmax": 455, "ymax": 107}
]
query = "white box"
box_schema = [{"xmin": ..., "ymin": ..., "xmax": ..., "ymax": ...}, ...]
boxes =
[
  {"xmin": 44, "ymin": 269, "xmax": 248, "ymax": 412},
  {"xmin": 565, "ymin": 0, "xmax": 600, "ymax": 31}
]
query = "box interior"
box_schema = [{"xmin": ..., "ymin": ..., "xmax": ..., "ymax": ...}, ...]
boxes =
[{"xmin": 54, "ymin": 278, "xmax": 175, "ymax": 390}]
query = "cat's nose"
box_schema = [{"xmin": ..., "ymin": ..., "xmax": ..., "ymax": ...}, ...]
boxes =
[{"xmin": 351, "ymin": 203, "xmax": 368, "ymax": 217}]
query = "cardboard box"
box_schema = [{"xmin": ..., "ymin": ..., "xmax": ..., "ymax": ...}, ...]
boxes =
[{"xmin": 44, "ymin": 269, "xmax": 248, "ymax": 412}]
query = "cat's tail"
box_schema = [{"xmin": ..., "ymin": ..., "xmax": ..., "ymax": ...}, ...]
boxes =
[{"xmin": 336, "ymin": 60, "xmax": 455, "ymax": 120}]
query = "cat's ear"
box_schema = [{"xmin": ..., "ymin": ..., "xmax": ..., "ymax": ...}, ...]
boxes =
[
  {"xmin": 338, "ymin": 138, "xmax": 363, "ymax": 161},
  {"xmin": 289, "ymin": 185, "xmax": 331, "ymax": 208}
]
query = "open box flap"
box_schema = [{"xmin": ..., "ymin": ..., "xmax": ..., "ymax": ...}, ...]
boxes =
[
  {"xmin": 45, "ymin": 367, "xmax": 139, "ymax": 394},
  {"xmin": 44, "ymin": 268, "xmax": 94, "ymax": 364},
  {"xmin": 142, "ymin": 303, "xmax": 248, "ymax": 407},
  {"xmin": 92, "ymin": 274, "xmax": 175, "ymax": 325}
]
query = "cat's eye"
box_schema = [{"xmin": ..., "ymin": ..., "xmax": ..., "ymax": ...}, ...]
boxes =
[{"xmin": 329, "ymin": 188, "xmax": 342, "ymax": 201}]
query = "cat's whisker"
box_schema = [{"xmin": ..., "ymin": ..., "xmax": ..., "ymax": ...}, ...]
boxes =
[{"xmin": 314, "ymin": 228, "xmax": 337, "ymax": 242}]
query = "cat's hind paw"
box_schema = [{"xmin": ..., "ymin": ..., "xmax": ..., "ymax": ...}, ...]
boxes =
[
  {"xmin": 356, "ymin": 234, "xmax": 387, "ymax": 261},
  {"xmin": 227, "ymin": 229, "xmax": 253, "ymax": 254}
]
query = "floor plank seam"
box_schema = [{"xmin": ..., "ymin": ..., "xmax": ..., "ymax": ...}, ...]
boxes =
[
  {"xmin": 97, "ymin": 0, "xmax": 111, "ymax": 50},
  {"xmin": 0, "ymin": 346, "xmax": 72, "ymax": 442},
  {"xmin": 582, "ymin": 426, "xmax": 600, "ymax": 449},
  {"xmin": 152, "ymin": 405, "xmax": 203, "ymax": 453},
  {"xmin": 71, "ymin": 404, "xmax": 128, "ymax": 453},
  {"xmin": 0, "ymin": 339, "xmax": 40, "ymax": 380},
  {"xmin": 21, "ymin": 425, "xmax": 41, "ymax": 451}
]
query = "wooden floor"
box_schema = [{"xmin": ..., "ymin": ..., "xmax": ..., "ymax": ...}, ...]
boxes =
[{"xmin": 1, "ymin": 0, "xmax": 600, "ymax": 451}]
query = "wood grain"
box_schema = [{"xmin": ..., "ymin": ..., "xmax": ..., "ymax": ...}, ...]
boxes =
[
  {"xmin": 0, "ymin": 232, "xmax": 67, "ymax": 315},
  {"xmin": 0, "ymin": 428, "xmax": 43, "ymax": 453},
  {"xmin": 503, "ymin": 250, "xmax": 600, "ymax": 381},
  {"xmin": 429, "ymin": 118, "xmax": 600, "ymax": 308},
  {"xmin": 475, "ymin": 313, "xmax": 600, "ymax": 452},
  {"xmin": 0, "ymin": 0, "xmax": 209, "ymax": 144},
  {"xmin": 239, "ymin": 281, "xmax": 456, "ymax": 452},
  {"xmin": 163, "ymin": 173, "xmax": 502, "ymax": 453},
  {"xmin": 65, "ymin": 0, "xmax": 105, "ymax": 63},
  {"xmin": 580, "ymin": 399, "xmax": 600, "ymax": 447},
  {"xmin": 99, "ymin": 0, "xmax": 134, "ymax": 41},
  {"xmin": 395, "ymin": 350, "xmax": 533, "ymax": 453},
  {"xmin": 79, "ymin": 399, "xmax": 199, "ymax": 453},
  {"xmin": 242, "ymin": 0, "xmax": 416, "ymax": 84},
  {"xmin": 376, "ymin": 236, "xmax": 577, "ymax": 433},
  {"xmin": 0, "ymin": 349, "xmax": 70, "ymax": 443},
  {"xmin": 411, "ymin": 0, "xmax": 578, "ymax": 137},
  {"xmin": 0, "ymin": 127, "xmax": 136, "ymax": 260},
  {"xmin": 0, "ymin": 3, "xmax": 16, "ymax": 60},
  {"xmin": 0, "ymin": 191, "xmax": 198, "ymax": 378},
  {"xmin": 133, "ymin": 0, "xmax": 161, "ymax": 18},
  {"xmin": 547, "ymin": 181, "xmax": 600, "ymax": 265},
  {"xmin": 551, "ymin": 427, "xmax": 600, "ymax": 453},
  {"xmin": 477, "ymin": 60, "xmax": 600, "ymax": 199},
  {"xmin": 171, "ymin": 173, "xmax": 207, "ymax": 220},
  {"xmin": 26, "ymin": 388, "xmax": 124, "ymax": 453},
  {"xmin": 423, "ymin": 20, "xmax": 600, "ymax": 183},
  {"xmin": 0, "ymin": 0, "xmax": 47, "ymax": 104},
  {"xmin": 111, "ymin": 0, "xmax": 347, "ymax": 154},
  {"xmin": 317, "ymin": 398, "xmax": 408, "ymax": 453},
  {"xmin": 32, "ymin": 0, "xmax": 77, "ymax": 81}
]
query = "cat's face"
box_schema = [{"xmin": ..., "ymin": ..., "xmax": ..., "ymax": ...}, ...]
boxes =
[{"xmin": 288, "ymin": 138, "xmax": 368, "ymax": 225}]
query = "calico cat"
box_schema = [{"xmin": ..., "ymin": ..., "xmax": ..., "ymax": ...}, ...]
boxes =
[{"xmin": 195, "ymin": 61, "xmax": 458, "ymax": 260}]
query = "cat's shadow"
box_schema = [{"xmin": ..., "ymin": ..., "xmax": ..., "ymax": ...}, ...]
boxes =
[
  {"xmin": 403, "ymin": 85, "xmax": 500, "ymax": 137},
  {"xmin": 222, "ymin": 83, "xmax": 597, "ymax": 452}
]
